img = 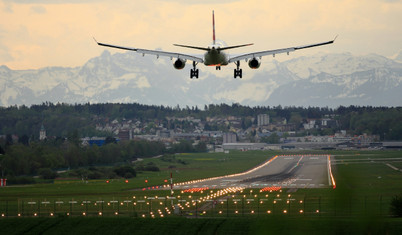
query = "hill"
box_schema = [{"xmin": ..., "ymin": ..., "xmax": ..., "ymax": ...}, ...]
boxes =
[{"xmin": 1, "ymin": 51, "xmax": 401, "ymax": 107}]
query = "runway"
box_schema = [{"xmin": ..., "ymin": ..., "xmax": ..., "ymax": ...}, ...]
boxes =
[{"xmin": 170, "ymin": 155, "xmax": 334, "ymax": 190}]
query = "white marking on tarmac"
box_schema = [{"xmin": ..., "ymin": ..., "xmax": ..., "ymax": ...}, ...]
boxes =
[{"xmin": 385, "ymin": 163, "xmax": 399, "ymax": 171}]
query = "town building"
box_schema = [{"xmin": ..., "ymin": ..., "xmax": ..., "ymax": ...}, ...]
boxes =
[
  {"xmin": 257, "ymin": 114, "xmax": 270, "ymax": 126},
  {"xmin": 223, "ymin": 132, "xmax": 237, "ymax": 143},
  {"xmin": 39, "ymin": 124, "xmax": 46, "ymax": 141}
]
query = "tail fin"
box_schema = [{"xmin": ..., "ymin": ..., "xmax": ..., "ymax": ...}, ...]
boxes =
[{"xmin": 212, "ymin": 10, "xmax": 216, "ymax": 45}]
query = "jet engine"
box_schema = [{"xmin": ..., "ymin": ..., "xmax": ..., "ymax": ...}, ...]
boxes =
[
  {"xmin": 173, "ymin": 58, "xmax": 186, "ymax": 70},
  {"xmin": 248, "ymin": 58, "xmax": 261, "ymax": 69}
]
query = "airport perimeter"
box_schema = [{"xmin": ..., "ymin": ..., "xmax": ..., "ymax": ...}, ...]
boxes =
[{"xmin": 1, "ymin": 152, "xmax": 401, "ymax": 219}]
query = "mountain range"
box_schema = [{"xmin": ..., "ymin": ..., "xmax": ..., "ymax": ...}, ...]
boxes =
[{"xmin": 1, "ymin": 50, "xmax": 401, "ymax": 108}]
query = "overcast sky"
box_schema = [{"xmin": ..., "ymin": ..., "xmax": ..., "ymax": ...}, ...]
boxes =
[{"xmin": 0, "ymin": 0, "xmax": 401, "ymax": 69}]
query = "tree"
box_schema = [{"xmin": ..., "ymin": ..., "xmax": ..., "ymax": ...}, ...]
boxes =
[
  {"xmin": 105, "ymin": 136, "xmax": 117, "ymax": 145},
  {"xmin": 261, "ymin": 133, "xmax": 280, "ymax": 144},
  {"xmin": 67, "ymin": 129, "xmax": 80, "ymax": 146},
  {"xmin": 5, "ymin": 134, "xmax": 13, "ymax": 147},
  {"xmin": 38, "ymin": 168, "xmax": 58, "ymax": 179},
  {"xmin": 195, "ymin": 141, "xmax": 207, "ymax": 152},
  {"xmin": 390, "ymin": 194, "xmax": 402, "ymax": 217},
  {"xmin": 18, "ymin": 135, "xmax": 30, "ymax": 146},
  {"xmin": 114, "ymin": 166, "xmax": 136, "ymax": 178}
]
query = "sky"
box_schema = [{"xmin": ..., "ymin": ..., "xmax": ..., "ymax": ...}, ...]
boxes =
[{"xmin": 0, "ymin": 0, "xmax": 401, "ymax": 70}]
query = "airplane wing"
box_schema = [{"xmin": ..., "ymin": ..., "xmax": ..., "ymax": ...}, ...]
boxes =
[
  {"xmin": 94, "ymin": 38, "xmax": 204, "ymax": 63},
  {"xmin": 228, "ymin": 36, "xmax": 337, "ymax": 63}
]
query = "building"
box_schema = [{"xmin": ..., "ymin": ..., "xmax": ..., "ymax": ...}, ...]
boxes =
[
  {"xmin": 223, "ymin": 132, "xmax": 237, "ymax": 143},
  {"xmin": 157, "ymin": 130, "xmax": 174, "ymax": 138},
  {"xmin": 257, "ymin": 114, "xmax": 269, "ymax": 126},
  {"xmin": 117, "ymin": 129, "xmax": 131, "ymax": 141},
  {"xmin": 223, "ymin": 143, "xmax": 267, "ymax": 150},
  {"xmin": 81, "ymin": 137, "xmax": 106, "ymax": 146},
  {"xmin": 39, "ymin": 124, "xmax": 46, "ymax": 141}
]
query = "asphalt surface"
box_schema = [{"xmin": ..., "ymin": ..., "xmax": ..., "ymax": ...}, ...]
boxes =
[{"xmin": 172, "ymin": 155, "xmax": 331, "ymax": 190}]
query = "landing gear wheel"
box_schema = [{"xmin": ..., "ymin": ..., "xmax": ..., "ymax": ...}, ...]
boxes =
[
  {"xmin": 234, "ymin": 69, "xmax": 242, "ymax": 78},
  {"xmin": 190, "ymin": 61, "xmax": 199, "ymax": 79},
  {"xmin": 216, "ymin": 66, "xmax": 221, "ymax": 70},
  {"xmin": 190, "ymin": 69, "xmax": 199, "ymax": 79},
  {"xmin": 234, "ymin": 61, "xmax": 242, "ymax": 78}
]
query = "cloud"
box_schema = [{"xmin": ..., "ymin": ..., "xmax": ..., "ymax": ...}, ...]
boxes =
[
  {"xmin": 0, "ymin": 27, "xmax": 13, "ymax": 62},
  {"xmin": 0, "ymin": 47, "xmax": 13, "ymax": 62},
  {"xmin": 155, "ymin": 0, "xmax": 240, "ymax": 4},
  {"xmin": 2, "ymin": 2, "xmax": 13, "ymax": 13},
  {"xmin": 3, "ymin": 0, "xmax": 104, "ymax": 4},
  {"xmin": 30, "ymin": 5, "xmax": 46, "ymax": 14},
  {"xmin": 1, "ymin": 0, "xmax": 401, "ymax": 70},
  {"xmin": 378, "ymin": 0, "xmax": 400, "ymax": 2}
]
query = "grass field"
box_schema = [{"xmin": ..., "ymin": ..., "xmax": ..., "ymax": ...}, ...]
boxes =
[
  {"xmin": 0, "ymin": 150, "xmax": 401, "ymax": 234},
  {"xmin": 0, "ymin": 217, "xmax": 402, "ymax": 234},
  {"xmin": 0, "ymin": 151, "xmax": 276, "ymax": 200}
]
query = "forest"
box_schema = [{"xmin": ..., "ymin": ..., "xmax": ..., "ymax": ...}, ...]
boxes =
[
  {"xmin": 0, "ymin": 102, "xmax": 401, "ymax": 183},
  {"xmin": 1, "ymin": 102, "xmax": 401, "ymax": 140},
  {"xmin": 0, "ymin": 135, "xmax": 205, "ymax": 184}
]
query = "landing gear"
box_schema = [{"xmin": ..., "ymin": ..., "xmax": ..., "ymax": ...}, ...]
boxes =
[
  {"xmin": 234, "ymin": 61, "xmax": 242, "ymax": 78},
  {"xmin": 190, "ymin": 61, "xmax": 199, "ymax": 79},
  {"xmin": 216, "ymin": 66, "xmax": 221, "ymax": 70}
]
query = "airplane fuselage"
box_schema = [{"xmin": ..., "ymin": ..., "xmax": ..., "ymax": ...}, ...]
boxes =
[{"xmin": 204, "ymin": 48, "xmax": 229, "ymax": 66}]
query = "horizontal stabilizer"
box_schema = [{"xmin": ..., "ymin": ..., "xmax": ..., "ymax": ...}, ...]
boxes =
[
  {"xmin": 173, "ymin": 43, "xmax": 254, "ymax": 51},
  {"xmin": 173, "ymin": 44, "xmax": 210, "ymax": 51},
  {"xmin": 218, "ymin": 43, "xmax": 253, "ymax": 51}
]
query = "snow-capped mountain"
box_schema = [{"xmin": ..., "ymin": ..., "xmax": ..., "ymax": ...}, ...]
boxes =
[{"xmin": 1, "ymin": 51, "xmax": 401, "ymax": 108}]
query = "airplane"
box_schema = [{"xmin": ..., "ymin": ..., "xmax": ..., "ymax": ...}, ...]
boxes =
[{"xmin": 94, "ymin": 11, "xmax": 336, "ymax": 79}]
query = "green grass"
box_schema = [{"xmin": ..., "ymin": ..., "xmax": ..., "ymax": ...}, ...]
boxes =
[
  {"xmin": 0, "ymin": 217, "xmax": 401, "ymax": 235},
  {"xmin": 0, "ymin": 150, "xmax": 402, "ymax": 233},
  {"xmin": 0, "ymin": 151, "xmax": 276, "ymax": 200}
]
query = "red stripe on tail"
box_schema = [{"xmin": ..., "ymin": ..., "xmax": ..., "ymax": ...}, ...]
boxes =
[{"xmin": 212, "ymin": 10, "xmax": 216, "ymax": 45}]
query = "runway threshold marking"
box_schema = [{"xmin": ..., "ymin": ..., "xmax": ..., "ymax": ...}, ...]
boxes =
[{"xmin": 286, "ymin": 155, "xmax": 304, "ymax": 174}]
